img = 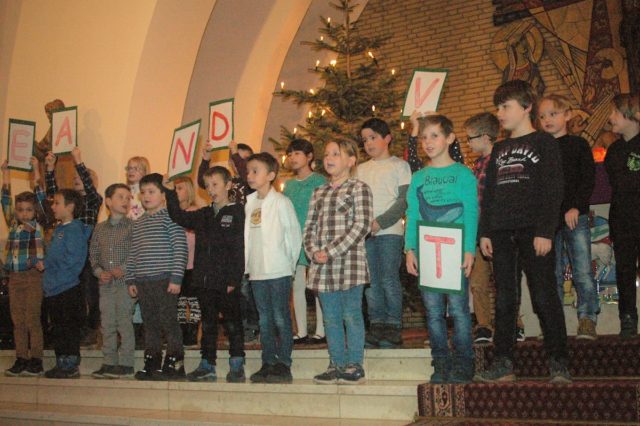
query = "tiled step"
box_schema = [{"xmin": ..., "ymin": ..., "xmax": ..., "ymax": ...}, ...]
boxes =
[
  {"xmin": 475, "ymin": 335, "xmax": 640, "ymax": 379},
  {"xmin": 0, "ymin": 376, "xmax": 422, "ymax": 421},
  {"xmin": 418, "ymin": 380, "xmax": 640, "ymax": 424}
]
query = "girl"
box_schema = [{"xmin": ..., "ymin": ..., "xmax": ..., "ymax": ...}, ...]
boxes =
[
  {"xmin": 283, "ymin": 139, "xmax": 326, "ymax": 345},
  {"xmin": 174, "ymin": 176, "xmax": 201, "ymax": 347},
  {"xmin": 604, "ymin": 93, "xmax": 640, "ymax": 339},
  {"xmin": 405, "ymin": 115, "xmax": 478, "ymax": 384},
  {"xmin": 304, "ymin": 139, "xmax": 373, "ymax": 385},
  {"xmin": 125, "ymin": 156, "xmax": 150, "ymax": 221}
]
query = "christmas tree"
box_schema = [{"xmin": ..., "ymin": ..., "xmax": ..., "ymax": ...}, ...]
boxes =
[{"xmin": 270, "ymin": 0, "xmax": 406, "ymax": 170}]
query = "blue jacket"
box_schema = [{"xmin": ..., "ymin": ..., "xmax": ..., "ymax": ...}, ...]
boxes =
[{"xmin": 43, "ymin": 219, "xmax": 92, "ymax": 297}]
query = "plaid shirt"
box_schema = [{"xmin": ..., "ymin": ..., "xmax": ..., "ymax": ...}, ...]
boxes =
[
  {"xmin": 89, "ymin": 217, "xmax": 133, "ymax": 285},
  {"xmin": 2, "ymin": 186, "xmax": 46, "ymax": 272},
  {"xmin": 46, "ymin": 163, "xmax": 103, "ymax": 226},
  {"xmin": 303, "ymin": 178, "xmax": 373, "ymax": 292},
  {"xmin": 473, "ymin": 154, "xmax": 491, "ymax": 214}
]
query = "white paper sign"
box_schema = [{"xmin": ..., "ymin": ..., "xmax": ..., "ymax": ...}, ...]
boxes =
[
  {"xmin": 418, "ymin": 222, "xmax": 463, "ymax": 294},
  {"xmin": 402, "ymin": 69, "xmax": 448, "ymax": 117},
  {"xmin": 51, "ymin": 106, "xmax": 77, "ymax": 154},
  {"xmin": 208, "ymin": 98, "xmax": 234, "ymax": 151},
  {"xmin": 168, "ymin": 120, "xmax": 201, "ymax": 179},
  {"xmin": 7, "ymin": 119, "xmax": 35, "ymax": 171}
]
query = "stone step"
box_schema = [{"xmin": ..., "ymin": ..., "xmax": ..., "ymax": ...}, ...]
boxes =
[{"xmin": 0, "ymin": 376, "xmax": 421, "ymax": 421}]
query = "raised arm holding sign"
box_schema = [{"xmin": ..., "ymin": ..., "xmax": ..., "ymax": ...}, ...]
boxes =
[
  {"xmin": 402, "ymin": 69, "xmax": 448, "ymax": 118},
  {"xmin": 7, "ymin": 119, "xmax": 36, "ymax": 171},
  {"xmin": 208, "ymin": 98, "xmax": 234, "ymax": 151},
  {"xmin": 51, "ymin": 106, "xmax": 77, "ymax": 155},
  {"xmin": 168, "ymin": 120, "xmax": 201, "ymax": 179}
]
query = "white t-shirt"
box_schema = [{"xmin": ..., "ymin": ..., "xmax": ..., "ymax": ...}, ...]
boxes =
[
  {"xmin": 357, "ymin": 156, "xmax": 412, "ymax": 236},
  {"xmin": 247, "ymin": 198, "xmax": 284, "ymax": 280}
]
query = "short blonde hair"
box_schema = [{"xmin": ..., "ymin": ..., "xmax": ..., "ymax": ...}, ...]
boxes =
[
  {"xmin": 539, "ymin": 94, "xmax": 572, "ymax": 112},
  {"xmin": 127, "ymin": 156, "xmax": 150, "ymax": 175},
  {"xmin": 325, "ymin": 139, "xmax": 359, "ymax": 176},
  {"xmin": 174, "ymin": 176, "xmax": 196, "ymax": 207}
]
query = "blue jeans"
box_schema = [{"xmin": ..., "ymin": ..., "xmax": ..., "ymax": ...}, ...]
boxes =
[
  {"xmin": 251, "ymin": 276, "xmax": 293, "ymax": 367},
  {"xmin": 318, "ymin": 285, "xmax": 365, "ymax": 367},
  {"xmin": 555, "ymin": 214, "xmax": 600, "ymax": 322},
  {"xmin": 365, "ymin": 235, "xmax": 404, "ymax": 327},
  {"xmin": 421, "ymin": 282, "xmax": 473, "ymax": 360}
]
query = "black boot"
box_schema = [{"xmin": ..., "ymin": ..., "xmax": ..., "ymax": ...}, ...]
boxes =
[
  {"xmin": 161, "ymin": 355, "xmax": 186, "ymax": 381},
  {"xmin": 619, "ymin": 314, "xmax": 638, "ymax": 340},
  {"xmin": 135, "ymin": 352, "xmax": 162, "ymax": 381}
]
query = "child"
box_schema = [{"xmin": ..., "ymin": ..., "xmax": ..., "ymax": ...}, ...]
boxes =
[
  {"xmin": 43, "ymin": 189, "xmax": 93, "ymax": 378},
  {"xmin": 89, "ymin": 184, "xmax": 135, "ymax": 379},
  {"xmin": 165, "ymin": 167, "xmax": 246, "ymax": 382},
  {"xmin": 604, "ymin": 93, "xmax": 640, "ymax": 339},
  {"xmin": 475, "ymin": 80, "xmax": 570, "ymax": 384},
  {"xmin": 283, "ymin": 139, "xmax": 327, "ymax": 345},
  {"xmin": 173, "ymin": 176, "xmax": 201, "ymax": 347},
  {"xmin": 125, "ymin": 173, "xmax": 188, "ymax": 381},
  {"xmin": 2, "ymin": 158, "xmax": 47, "ymax": 376},
  {"xmin": 405, "ymin": 115, "xmax": 478, "ymax": 384},
  {"xmin": 244, "ymin": 152, "xmax": 301, "ymax": 384},
  {"xmin": 125, "ymin": 156, "xmax": 150, "ymax": 220},
  {"xmin": 358, "ymin": 119, "xmax": 411, "ymax": 348},
  {"xmin": 539, "ymin": 94, "xmax": 598, "ymax": 339},
  {"xmin": 407, "ymin": 110, "xmax": 465, "ymax": 173},
  {"xmin": 229, "ymin": 140, "xmax": 254, "ymax": 181},
  {"xmin": 305, "ymin": 139, "xmax": 373, "ymax": 385}
]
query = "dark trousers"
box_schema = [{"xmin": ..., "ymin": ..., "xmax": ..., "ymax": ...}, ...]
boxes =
[
  {"xmin": 491, "ymin": 227, "xmax": 568, "ymax": 362},
  {"xmin": 197, "ymin": 287, "xmax": 245, "ymax": 364},
  {"xmin": 79, "ymin": 261, "xmax": 100, "ymax": 330},
  {"xmin": 613, "ymin": 231, "xmax": 640, "ymax": 320},
  {"xmin": 136, "ymin": 279, "xmax": 183, "ymax": 357},
  {"xmin": 46, "ymin": 285, "xmax": 82, "ymax": 357}
]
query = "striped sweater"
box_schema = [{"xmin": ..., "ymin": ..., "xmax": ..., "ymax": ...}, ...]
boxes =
[{"xmin": 125, "ymin": 208, "xmax": 188, "ymax": 285}]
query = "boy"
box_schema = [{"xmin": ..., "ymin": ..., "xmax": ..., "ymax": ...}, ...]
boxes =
[
  {"xmin": 165, "ymin": 167, "xmax": 246, "ymax": 382},
  {"xmin": 89, "ymin": 184, "xmax": 135, "ymax": 378},
  {"xmin": 475, "ymin": 80, "xmax": 570, "ymax": 384},
  {"xmin": 2, "ymin": 158, "xmax": 47, "ymax": 376},
  {"xmin": 244, "ymin": 153, "xmax": 301, "ymax": 383},
  {"xmin": 45, "ymin": 148, "xmax": 103, "ymax": 347},
  {"xmin": 229, "ymin": 140, "xmax": 254, "ymax": 182},
  {"xmin": 126, "ymin": 173, "xmax": 188, "ymax": 381},
  {"xmin": 43, "ymin": 189, "xmax": 93, "ymax": 378},
  {"xmin": 358, "ymin": 118, "xmax": 411, "ymax": 347}
]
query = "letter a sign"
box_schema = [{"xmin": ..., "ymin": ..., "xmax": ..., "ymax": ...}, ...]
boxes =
[
  {"xmin": 7, "ymin": 119, "xmax": 36, "ymax": 171},
  {"xmin": 402, "ymin": 69, "xmax": 447, "ymax": 118},
  {"xmin": 208, "ymin": 98, "xmax": 234, "ymax": 151},
  {"xmin": 51, "ymin": 106, "xmax": 78, "ymax": 154},
  {"xmin": 168, "ymin": 120, "xmax": 201, "ymax": 179},
  {"xmin": 418, "ymin": 221, "xmax": 463, "ymax": 294}
]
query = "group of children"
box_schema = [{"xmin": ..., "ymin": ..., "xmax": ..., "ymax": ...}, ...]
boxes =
[{"xmin": 2, "ymin": 80, "xmax": 639, "ymax": 387}]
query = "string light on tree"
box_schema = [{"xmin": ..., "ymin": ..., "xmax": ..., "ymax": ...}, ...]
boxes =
[
  {"xmin": 280, "ymin": 81, "xmax": 285, "ymax": 90},
  {"xmin": 330, "ymin": 59, "xmax": 337, "ymax": 67}
]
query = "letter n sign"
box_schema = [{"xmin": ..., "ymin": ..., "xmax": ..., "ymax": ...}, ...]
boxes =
[
  {"xmin": 418, "ymin": 221, "xmax": 463, "ymax": 294},
  {"xmin": 168, "ymin": 120, "xmax": 201, "ymax": 179},
  {"xmin": 208, "ymin": 98, "xmax": 234, "ymax": 151}
]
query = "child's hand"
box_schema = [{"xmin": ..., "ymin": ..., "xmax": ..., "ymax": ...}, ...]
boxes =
[
  {"xmin": 461, "ymin": 252, "xmax": 475, "ymax": 278},
  {"xmin": 111, "ymin": 267, "xmax": 124, "ymax": 279},
  {"xmin": 128, "ymin": 285, "xmax": 138, "ymax": 298},
  {"xmin": 371, "ymin": 219, "xmax": 381, "ymax": 235},
  {"xmin": 480, "ymin": 237, "xmax": 493, "ymax": 258},
  {"xmin": 44, "ymin": 152, "xmax": 56, "ymax": 172},
  {"xmin": 405, "ymin": 250, "xmax": 418, "ymax": 276},
  {"xmin": 564, "ymin": 208, "xmax": 579, "ymax": 230},
  {"xmin": 313, "ymin": 250, "xmax": 328, "ymax": 264},
  {"xmin": 71, "ymin": 147, "xmax": 82, "ymax": 165},
  {"xmin": 167, "ymin": 282, "xmax": 181, "ymax": 294},
  {"xmin": 35, "ymin": 260, "xmax": 45, "ymax": 272},
  {"xmin": 202, "ymin": 146, "xmax": 212, "ymax": 161},
  {"xmin": 533, "ymin": 237, "xmax": 552, "ymax": 257},
  {"xmin": 229, "ymin": 140, "xmax": 238, "ymax": 154},
  {"xmin": 227, "ymin": 286, "xmax": 235, "ymax": 294},
  {"xmin": 162, "ymin": 174, "xmax": 174, "ymax": 191},
  {"xmin": 99, "ymin": 271, "xmax": 113, "ymax": 284}
]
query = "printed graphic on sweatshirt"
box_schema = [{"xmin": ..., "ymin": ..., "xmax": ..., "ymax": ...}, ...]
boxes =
[
  {"xmin": 495, "ymin": 144, "xmax": 540, "ymax": 185},
  {"xmin": 417, "ymin": 177, "xmax": 463, "ymax": 224},
  {"xmin": 627, "ymin": 152, "xmax": 640, "ymax": 172},
  {"xmin": 250, "ymin": 208, "xmax": 261, "ymax": 227}
]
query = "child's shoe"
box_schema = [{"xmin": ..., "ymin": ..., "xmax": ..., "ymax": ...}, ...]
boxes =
[
  {"xmin": 104, "ymin": 365, "xmax": 134, "ymax": 379},
  {"xmin": 429, "ymin": 357, "xmax": 451, "ymax": 384},
  {"xmin": 60, "ymin": 355, "xmax": 80, "ymax": 379},
  {"xmin": 23, "ymin": 358, "xmax": 44, "ymax": 377},
  {"xmin": 250, "ymin": 363, "xmax": 272, "ymax": 383},
  {"xmin": 548, "ymin": 358, "xmax": 572, "ymax": 385},
  {"xmin": 187, "ymin": 358, "xmax": 216, "ymax": 382},
  {"xmin": 619, "ymin": 314, "xmax": 638, "ymax": 340},
  {"xmin": 338, "ymin": 363, "xmax": 365, "ymax": 385},
  {"xmin": 365, "ymin": 323, "xmax": 384, "ymax": 348},
  {"xmin": 161, "ymin": 355, "xmax": 186, "ymax": 381},
  {"xmin": 449, "ymin": 357, "xmax": 474, "ymax": 384},
  {"xmin": 473, "ymin": 357, "xmax": 515, "ymax": 383},
  {"xmin": 516, "ymin": 327, "xmax": 526, "ymax": 342},
  {"xmin": 313, "ymin": 364, "xmax": 340, "ymax": 384},
  {"xmin": 379, "ymin": 324, "xmax": 402, "ymax": 348},
  {"xmin": 226, "ymin": 356, "xmax": 246, "ymax": 383},
  {"xmin": 576, "ymin": 318, "xmax": 597, "ymax": 340},
  {"xmin": 5, "ymin": 357, "xmax": 29, "ymax": 377},
  {"xmin": 44, "ymin": 356, "xmax": 64, "ymax": 379},
  {"xmin": 265, "ymin": 363, "xmax": 292, "ymax": 384},
  {"xmin": 135, "ymin": 352, "xmax": 162, "ymax": 381},
  {"xmin": 92, "ymin": 364, "xmax": 116, "ymax": 379}
]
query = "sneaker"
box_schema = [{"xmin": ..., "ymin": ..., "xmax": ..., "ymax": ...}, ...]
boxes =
[
  {"xmin": 45, "ymin": 357, "xmax": 79, "ymax": 379},
  {"xmin": 365, "ymin": 323, "xmax": 384, "ymax": 348},
  {"xmin": 576, "ymin": 318, "xmax": 597, "ymax": 340},
  {"xmin": 379, "ymin": 324, "xmax": 402, "ymax": 348},
  {"xmin": 619, "ymin": 314, "xmax": 637, "ymax": 340},
  {"xmin": 92, "ymin": 364, "xmax": 116, "ymax": 379},
  {"xmin": 135, "ymin": 353, "xmax": 162, "ymax": 381},
  {"xmin": 5, "ymin": 358, "xmax": 29, "ymax": 377},
  {"xmin": 105, "ymin": 365, "xmax": 134, "ymax": 379},
  {"xmin": 161, "ymin": 355, "xmax": 186, "ymax": 381},
  {"xmin": 250, "ymin": 363, "xmax": 273, "ymax": 383},
  {"xmin": 516, "ymin": 327, "xmax": 525, "ymax": 342},
  {"xmin": 474, "ymin": 327, "xmax": 493, "ymax": 344},
  {"xmin": 265, "ymin": 363, "xmax": 292, "ymax": 384},
  {"xmin": 338, "ymin": 363, "xmax": 365, "ymax": 385},
  {"xmin": 473, "ymin": 357, "xmax": 515, "ymax": 383},
  {"xmin": 293, "ymin": 335, "xmax": 309, "ymax": 345},
  {"xmin": 187, "ymin": 359, "xmax": 216, "ymax": 382},
  {"xmin": 313, "ymin": 364, "xmax": 340, "ymax": 385},
  {"xmin": 226, "ymin": 356, "xmax": 246, "ymax": 383},
  {"xmin": 309, "ymin": 334, "xmax": 326, "ymax": 344},
  {"xmin": 548, "ymin": 358, "xmax": 572, "ymax": 384},
  {"xmin": 23, "ymin": 358, "xmax": 44, "ymax": 377}
]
